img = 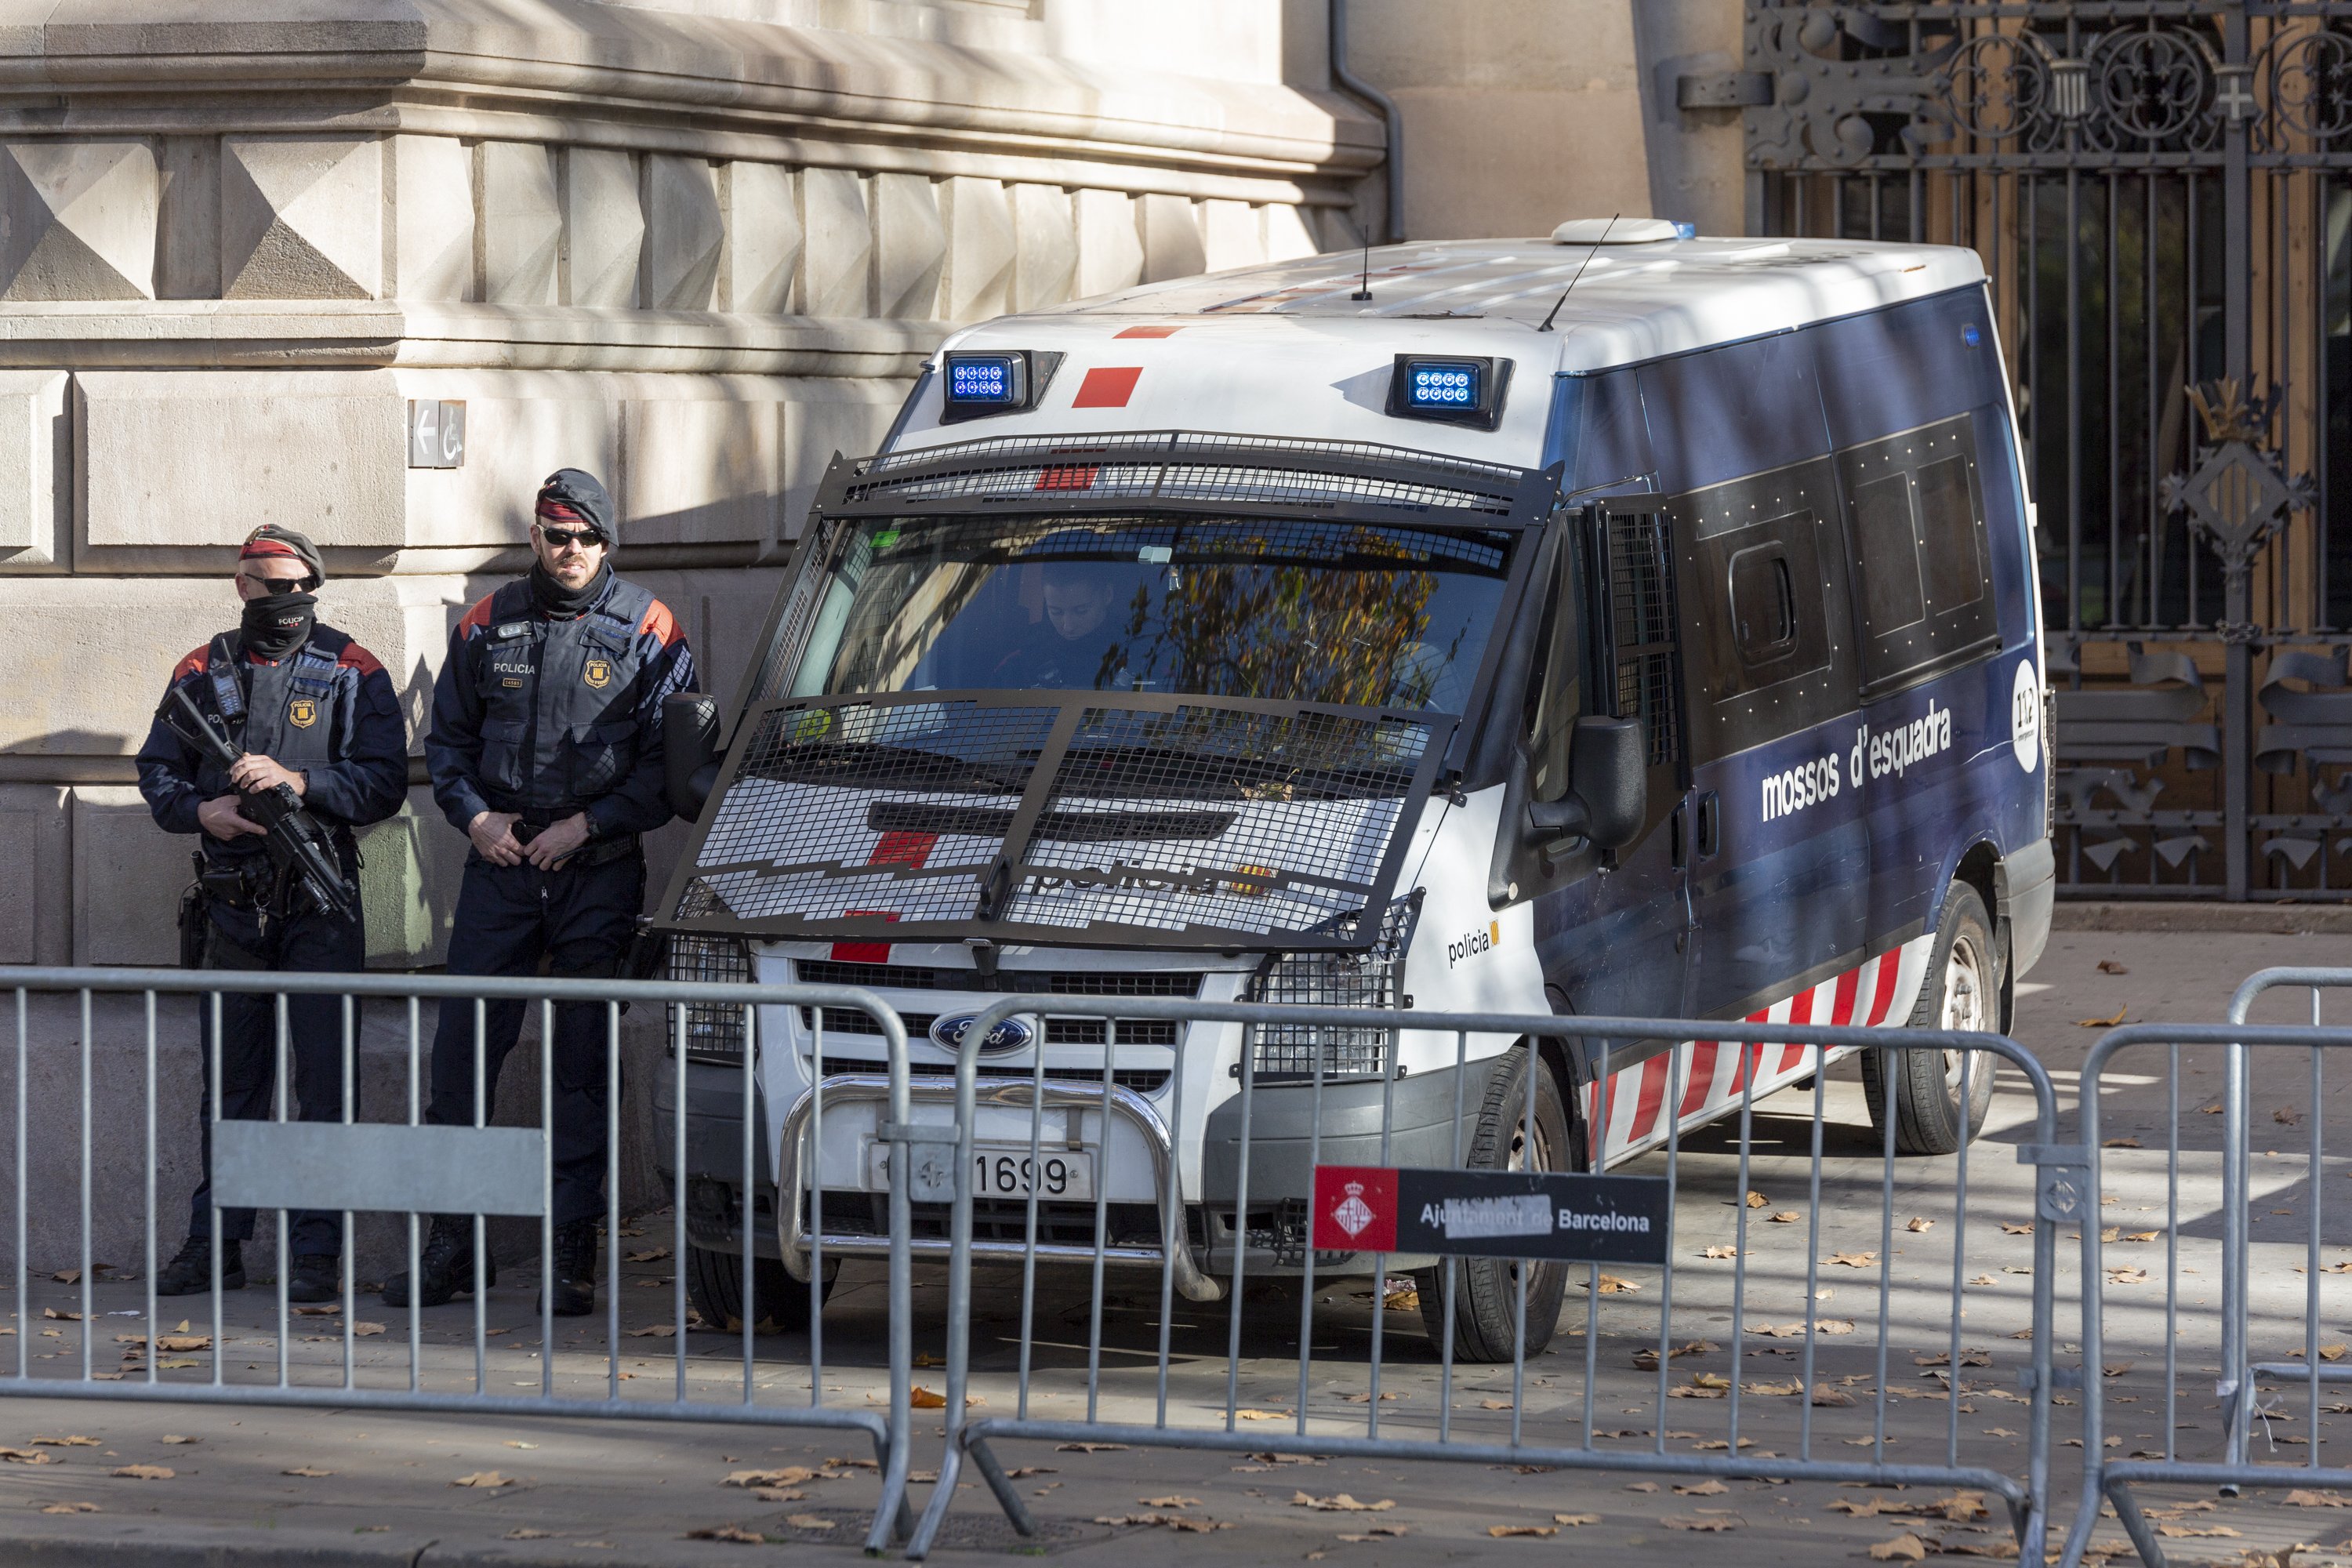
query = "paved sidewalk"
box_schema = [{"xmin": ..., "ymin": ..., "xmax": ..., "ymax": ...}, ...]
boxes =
[{"xmin": 0, "ymin": 924, "xmax": 2347, "ymax": 1563}]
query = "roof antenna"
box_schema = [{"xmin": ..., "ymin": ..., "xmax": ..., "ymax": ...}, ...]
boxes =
[
  {"xmin": 1350, "ymin": 220, "xmax": 1373, "ymax": 302},
  {"xmin": 1537, "ymin": 212, "xmax": 1617, "ymax": 332}
]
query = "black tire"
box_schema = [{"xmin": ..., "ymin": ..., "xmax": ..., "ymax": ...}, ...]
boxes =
[
  {"xmin": 1862, "ymin": 880, "xmax": 2001, "ymax": 1156},
  {"xmin": 683, "ymin": 1245, "xmax": 837, "ymax": 1334},
  {"xmin": 1413, "ymin": 1046, "xmax": 1580, "ymax": 1363}
]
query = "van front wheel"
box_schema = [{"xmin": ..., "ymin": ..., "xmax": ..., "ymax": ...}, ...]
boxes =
[
  {"xmin": 683, "ymin": 1244, "xmax": 837, "ymax": 1334},
  {"xmin": 1412, "ymin": 1046, "xmax": 1578, "ymax": 1364},
  {"xmin": 1862, "ymin": 881, "xmax": 1999, "ymax": 1156}
]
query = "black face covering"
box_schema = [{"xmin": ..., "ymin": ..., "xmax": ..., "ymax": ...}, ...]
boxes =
[
  {"xmin": 531, "ymin": 559, "xmax": 610, "ymax": 618},
  {"xmin": 240, "ymin": 590, "xmax": 317, "ymax": 660}
]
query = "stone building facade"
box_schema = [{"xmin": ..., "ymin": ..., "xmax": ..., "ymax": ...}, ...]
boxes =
[{"xmin": 0, "ymin": 0, "xmax": 1733, "ymax": 971}]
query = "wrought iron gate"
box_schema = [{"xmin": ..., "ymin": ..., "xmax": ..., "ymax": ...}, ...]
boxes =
[{"xmin": 1737, "ymin": 2, "xmax": 2352, "ymax": 900}]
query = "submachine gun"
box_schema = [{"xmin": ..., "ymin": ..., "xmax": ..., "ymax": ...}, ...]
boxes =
[{"xmin": 162, "ymin": 684, "xmax": 358, "ymax": 922}]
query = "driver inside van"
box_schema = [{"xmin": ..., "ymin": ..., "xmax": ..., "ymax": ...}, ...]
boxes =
[{"xmin": 993, "ymin": 555, "xmax": 1130, "ymax": 688}]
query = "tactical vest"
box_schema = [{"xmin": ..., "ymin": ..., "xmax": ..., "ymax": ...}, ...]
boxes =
[
  {"xmin": 196, "ymin": 633, "xmax": 350, "ymax": 862},
  {"xmin": 471, "ymin": 575, "xmax": 656, "ymax": 819}
]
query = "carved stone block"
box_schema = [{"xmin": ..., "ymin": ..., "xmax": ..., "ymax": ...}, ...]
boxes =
[
  {"xmin": 725, "ymin": 162, "xmax": 799, "ymax": 315},
  {"xmin": 938, "ymin": 176, "xmax": 1014, "ymax": 321},
  {"xmin": 622, "ymin": 392, "xmax": 779, "ymax": 546},
  {"xmin": 563, "ymin": 147, "xmax": 642, "ymax": 308},
  {"xmin": 870, "ymin": 172, "xmax": 945, "ymax": 319},
  {"xmin": 0, "ymin": 140, "xmax": 157, "ymax": 301},
  {"xmin": 1011, "ymin": 183, "xmax": 1076, "ymax": 312},
  {"xmin": 155, "ymin": 137, "xmax": 220, "ymax": 300},
  {"xmin": 394, "ymin": 134, "xmax": 473, "ymax": 302},
  {"xmin": 221, "ymin": 136, "xmax": 383, "ymax": 299},
  {"xmin": 481, "ymin": 141, "xmax": 560, "ymax": 307},
  {"xmin": 800, "ymin": 166, "xmax": 870, "ymax": 317},
  {"xmin": 1138, "ymin": 192, "xmax": 1206, "ymax": 283},
  {"xmin": 0, "ymin": 370, "xmax": 67, "ymax": 570},
  {"xmin": 644, "ymin": 154, "xmax": 721, "ymax": 311},
  {"xmin": 1074, "ymin": 188, "xmax": 1144, "ymax": 299}
]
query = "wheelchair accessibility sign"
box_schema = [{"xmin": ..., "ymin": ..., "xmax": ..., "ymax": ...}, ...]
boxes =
[{"xmin": 1312, "ymin": 1164, "xmax": 1669, "ymax": 1265}]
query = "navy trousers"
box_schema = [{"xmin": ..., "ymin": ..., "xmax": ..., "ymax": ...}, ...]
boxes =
[
  {"xmin": 424, "ymin": 851, "xmax": 643, "ymax": 1226},
  {"xmin": 191, "ymin": 892, "xmax": 365, "ymax": 1257}
]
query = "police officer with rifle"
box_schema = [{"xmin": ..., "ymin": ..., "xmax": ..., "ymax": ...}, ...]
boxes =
[
  {"xmin": 386, "ymin": 470, "xmax": 695, "ymax": 1317},
  {"xmin": 135, "ymin": 525, "xmax": 407, "ymax": 1301}
]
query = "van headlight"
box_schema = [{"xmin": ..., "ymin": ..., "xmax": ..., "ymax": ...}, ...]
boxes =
[
  {"xmin": 1244, "ymin": 897, "xmax": 1418, "ymax": 1082},
  {"xmin": 666, "ymin": 931, "xmax": 755, "ymax": 1062}
]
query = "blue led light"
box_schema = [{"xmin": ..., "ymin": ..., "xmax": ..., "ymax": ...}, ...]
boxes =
[
  {"xmin": 1403, "ymin": 360, "xmax": 1481, "ymax": 410},
  {"xmin": 1962, "ymin": 323, "xmax": 1983, "ymax": 349},
  {"xmin": 944, "ymin": 353, "xmax": 1025, "ymax": 406}
]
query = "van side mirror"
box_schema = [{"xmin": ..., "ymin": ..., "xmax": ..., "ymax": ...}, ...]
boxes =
[
  {"xmin": 1523, "ymin": 716, "xmax": 1645, "ymax": 851},
  {"xmin": 663, "ymin": 692, "xmax": 724, "ymax": 822}
]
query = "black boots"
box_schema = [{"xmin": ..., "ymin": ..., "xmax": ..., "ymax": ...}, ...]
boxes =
[
  {"xmin": 542, "ymin": 1218, "xmax": 598, "ymax": 1318},
  {"xmin": 381, "ymin": 1217, "xmax": 496, "ymax": 1308},
  {"xmin": 154, "ymin": 1235, "xmax": 242, "ymax": 1296},
  {"xmin": 285, "ymin": 1253, "xmax": 343, "ymax": 1304}
]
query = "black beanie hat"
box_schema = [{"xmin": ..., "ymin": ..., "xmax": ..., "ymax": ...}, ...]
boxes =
[{"xmin": 535, "ymin": 468, "xmax": 615, "ymax": 545}]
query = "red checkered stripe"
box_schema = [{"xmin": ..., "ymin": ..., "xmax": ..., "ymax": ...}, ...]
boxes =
[{"xmin": 1579, "ymin": 934, "xmax": 1936, "ymax": 1167}]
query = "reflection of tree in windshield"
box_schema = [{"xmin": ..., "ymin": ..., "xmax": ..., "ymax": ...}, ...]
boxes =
[{"xmin": 1099, "ymin": 528, "xmax": 1449, "ymax": 709}]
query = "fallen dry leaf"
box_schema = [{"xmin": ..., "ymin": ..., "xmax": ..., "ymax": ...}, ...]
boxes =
[
  {"xmin": 2102, "ymin": 1138, "xmax": 2142, "ymax": 1149},
  {"xmin": 1826, "ymin": 1251, "xmax": 1878, "ymax": 1268},
  {"xmin": 1664, "ymin": 1514, "xmax": 1740, "ymax": 1531},
  {"xmin": 452, "ymin": 1472, "xmax": 510, "ymax": 1488},
  {"xmin": 1142, "ymin": 1495, "xmax": 1200, "ymax": 1508},
  {"xmin": 910, "ymin": 1387, "xmax": 948, "ymax": 1410},
  {"xmin": 1871, "ymin": 1534, "xmax": 1930, "ymax": 1562},
  {"xmin": 1293, "ymin": 1492, "xmax": 1394, "ymax": 1512},
  {"xmin": 2097, "ymin": 960, "xmax": 2128, "ymax": 975},
  {"xmin": 626, "ymin": 1325, "xmax": 677, "ymax": 1338},
  {"xmin": 1632, "ymin": 1340, "xmax": 1717, "ymax": 1369},
  {"xmin": 111, "ymin": 1465, "xmax": 172, "ymax": 1480},
  {"xmin": 1591, "ymin": 1275, "xmax": 1639, "ymax": 1295},
  {"xmin": 1236, "ymin": 1409, "xmax": 1289, "ymax": 1421},
  {"xmin": 1768, "ymin": 1210, "xmax": 1800, "ymax": 1223},
  {"xmin": 688, "ymin": 1526, "xmax": 766, "ymax": 1543},
  {"xmin": 727, "ymin": 1467, "xmax": 816, "ymax": 1489},
  {"xmin": 2285, "ymin": 1490, "xmax": 2350, "ymax": 1507},
  {"xmin": 2075, "ymin": 1008, "xmax": 2128, "ymax": 1028},
  {"xmin": 1553, "ymin": 1513, "xmax": 1599, "ymax": 1526},
  {"xmin": 282, "ymin": 1466, "xmax": 332, "ymax": 1478},
  {"xmin": 1745, "ymin": 1191, "xmax": 1768, "ymax": 1208},
  {"xmin": 1479, "ymin": 1398, "xmax": 1514, "ymax": 1410},
  {"xmin": 1701, "ymin": 1245, "xmax": 1739, "ymax": 1259},
  {"xmin": 1673, "ymin": 1479, "xmax": 1730, "ymax": 1496},
  {"xmin": 31, "ymin": 1436, "xmax": 98, "ymax": 1447},
  {"xmin": 1998, "ymin": 1221, "xmax": 2033, "ymax": 1235},
  {"xmin": 2278, "ymin": 1108, "xmax": 2303, "ymax": 1126},
  {"xmin": 625, "ymin": 1248, "xmax": 670, "ymax": 1263},
  {"xmin": 1488, "ymin": 1525, "xmax": 1559, "ymax": 1538},
  {"xmin": 38, "ymin": 1501, "xmax": 96, "ymax": 1515},
  {"xmin": 1056, "ymin": 1442, "xmax": 1129, "ymax": 1453},
  {"xmin": 159, "ymin": 1436, "xmax": 198, "ymax": 1446},
  {"xmin": 1906, "ymin": 1217, "xmax": 1935, "ymax": 1232},
  {"xmin": 504, "ymin": 1530, "xmax": 553, "ymax": 1541},
  {"xmin": 2154, "ymin": 1524, "xmax": 2240, "ymax": 1539},
  {"xmin": 1337, "ymin": 1525, "xmax": 1410, "ymax": 1541}
]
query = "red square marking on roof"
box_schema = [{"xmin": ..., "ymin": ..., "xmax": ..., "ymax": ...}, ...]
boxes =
[
  {"xmin": 1114, "ymin": 325, "xmax": 1183, "ymax": 339},
  {"xmin": 1072, "ymin": 366, "xmax": 1143, "ymax": 408}
]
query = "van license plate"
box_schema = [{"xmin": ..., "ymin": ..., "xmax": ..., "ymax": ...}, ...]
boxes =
[{"xmin": 866, "ymin": 1142, "xmax": 1094, "ymax": 1202}]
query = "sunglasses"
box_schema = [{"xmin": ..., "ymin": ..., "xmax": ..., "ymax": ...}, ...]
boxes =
[{"xmin": 535, "ymin": 524, "xmax": 606, "ymax": 550}]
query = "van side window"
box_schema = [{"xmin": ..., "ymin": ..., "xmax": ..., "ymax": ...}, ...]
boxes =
[
  {"xmin": 1606, "ymin": 510, "xmax": 1682, "ymax": 769},
  {"xmin": 1834, "ymin": 413, "xmax": 1997, "ymax": 695},
  {"xmin": 1525, "ymin": 537, "xmax": 1584, "ymax": 804},
  {"xmin": 1668, "ymin": 457, "xmax": 1860, "ymax": 762}
]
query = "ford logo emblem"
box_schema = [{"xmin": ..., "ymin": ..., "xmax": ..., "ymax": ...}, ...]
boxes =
[{"xmin": 930, "ymin": 1013, "xmax": 1033, "ymax": 1054}]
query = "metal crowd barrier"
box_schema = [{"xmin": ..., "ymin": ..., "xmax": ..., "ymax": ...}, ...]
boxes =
[
  {"xmin": 0, "ymin": 965, "xmax": 916, "ymax": 1554},
  {"xmin": 903, "ymin": 997, "xmax": 2062, "ymax": 1560},
  {"xmin": 2057, "ymin": 975, "xmax": 2352, "ymax": 1568}
]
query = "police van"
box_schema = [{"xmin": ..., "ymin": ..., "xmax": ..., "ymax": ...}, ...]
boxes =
[{"xmin": 654, "ymin": 220, "xmax": 2054, "ymax": 1360}]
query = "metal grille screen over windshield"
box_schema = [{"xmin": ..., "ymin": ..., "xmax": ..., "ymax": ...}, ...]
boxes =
[{"xmin": 666, "ymin": 691, "xmax": 1451, "ymax": 951}]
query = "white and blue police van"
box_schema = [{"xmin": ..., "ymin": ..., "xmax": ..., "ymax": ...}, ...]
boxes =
[{"xmin": 653, "ymin": 219, "xmax": 2054, "ymax": 1359}]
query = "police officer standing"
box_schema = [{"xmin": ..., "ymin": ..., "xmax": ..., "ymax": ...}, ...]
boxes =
[
  {"xmin": 387, "ymin": 470, "xmax": 695, "ymax": 1316},
  {"xmin": 136, "ymin": 525, "xmax": 407, "ymax": 1301}
]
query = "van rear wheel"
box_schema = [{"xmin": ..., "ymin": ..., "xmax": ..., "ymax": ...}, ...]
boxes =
[
  {"xmin": 1862, "ymin": 881, "xmax": 1999, "ymax": 1156},
  {"xmin": 1413, "ymin": 1047, "xmax": 1578, "ymax": 1364},
  {"xmin": 683, "ymin": 1244, "xmax": 837, "ymax": 1334}
]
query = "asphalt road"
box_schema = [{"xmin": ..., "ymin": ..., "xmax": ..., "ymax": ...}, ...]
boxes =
[{"xmin": 1, "ymin": 920, "xmax": 2349, "ymax": 1565}]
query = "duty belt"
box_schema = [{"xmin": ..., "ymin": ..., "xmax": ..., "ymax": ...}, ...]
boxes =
[{"xmin": 515, "ymin": 820, "xmax": 638, "ymax": 869}]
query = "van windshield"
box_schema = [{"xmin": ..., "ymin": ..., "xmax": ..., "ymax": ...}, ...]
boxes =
[{"xmin": 789, "ymin": 515, "xmax": 1514, "ymax": 713}]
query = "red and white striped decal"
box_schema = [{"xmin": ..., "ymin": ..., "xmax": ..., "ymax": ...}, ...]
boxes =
[{"xmin": 1581, "ymin": 935, "xmax": 1935, "ymax": 1167}]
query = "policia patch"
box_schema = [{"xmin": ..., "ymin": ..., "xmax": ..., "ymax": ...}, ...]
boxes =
[
  {"xmin": 287, "ymin": 697, "xmax": 318, "ymax": 728},
  {"xmin": 583, "ymin": 657, "xmax": 612, "ymax": 688}
]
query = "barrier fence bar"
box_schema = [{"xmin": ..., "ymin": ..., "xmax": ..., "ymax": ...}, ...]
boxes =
[
  {"xmin": 2062, "ymin": 1017, "xmax": 2352, "ymax": 1568},
  {"xmin": 0, "ymin": 965, "xmax": 917, "ymax": 1553},
  {"xmin": 902, "ymin": 996, "xmax": 2062, "ymax": 1561}
]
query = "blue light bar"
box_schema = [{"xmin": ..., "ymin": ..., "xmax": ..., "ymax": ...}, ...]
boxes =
[
  {"xmin": 945, "ymin": 352, "xmax": 1025, "ymax": 407},
  {"xmin": 1403, "ymin": 360, "xmax": 1482, "ymax": 412},
  {"xmin": 1386, "ymin": 354, "xmax": 1510, "ymax": 430}
]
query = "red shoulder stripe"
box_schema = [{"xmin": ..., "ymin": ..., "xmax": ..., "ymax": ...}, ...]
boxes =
[
  {"xmin": 336, "ymin": 641, "xmax": 386, "ymax": 677},
  {"xmin": 638, "ymin": 597, "xmax": 684, "ymax": 649},
  {"xmin": 171, "ymin": 645, "xmax": 208, "ymax": 683},
  {"xmin": 456, "ymin": 593, "xmax": 497, "ymax": 638}
]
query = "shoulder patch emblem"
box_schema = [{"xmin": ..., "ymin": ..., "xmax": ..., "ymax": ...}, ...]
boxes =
[
  {"xmin": 287, "ymin": 696, "xmax": 319, "ymax": 729},
  {"xmin": 583, "ymin": 657, "xmax": 612, "ymax": 689}
]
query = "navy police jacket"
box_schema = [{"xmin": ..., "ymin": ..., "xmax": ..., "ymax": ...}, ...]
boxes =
[
  {"xmin": 426, "ymin": 572, "xmax": 697, "ymax": 841},
  {"xmin": 135, "ymin": 626, "xmax": 408, "ymax": 870}
]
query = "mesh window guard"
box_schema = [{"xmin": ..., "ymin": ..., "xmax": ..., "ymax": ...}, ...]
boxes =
[{"xmin": 1244, "ymin": 896, "xmax": 1420, "ymax": 1080}]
